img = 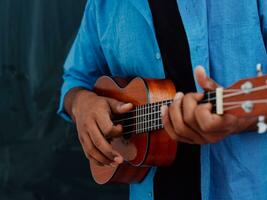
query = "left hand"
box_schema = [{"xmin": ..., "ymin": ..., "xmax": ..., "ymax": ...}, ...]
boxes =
[{"xmin": 161, "ymin": 66, "xmax": 256, "ymax": 144}]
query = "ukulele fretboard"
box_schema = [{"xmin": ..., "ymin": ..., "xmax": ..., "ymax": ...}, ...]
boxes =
[{"xmin": 113, "ymin": 91, "xmax": 217, "ymax": 136}]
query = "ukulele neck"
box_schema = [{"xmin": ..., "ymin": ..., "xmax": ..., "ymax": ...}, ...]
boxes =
[{"xmin": 114, "ymin": 90, "xmax": 220, "ymax": 135}]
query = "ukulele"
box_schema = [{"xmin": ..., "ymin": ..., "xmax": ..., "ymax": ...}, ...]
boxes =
[{"xmin": 90, "ymin": 65, "xmax": 267, "ymax": 184}]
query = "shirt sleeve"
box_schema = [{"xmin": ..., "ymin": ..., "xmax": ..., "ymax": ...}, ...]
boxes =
[
  {"xmin": 258, "ymin": 0, "xmax": 267, "ymax": 48},
  {"xmin": 57, "ymin": 0, "xmax": 107, "ymax": 122}
]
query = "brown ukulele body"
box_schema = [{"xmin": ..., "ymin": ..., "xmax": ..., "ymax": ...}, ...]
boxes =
[
  {"xmin": 90, "ymin": 72, "xmax": 267, "ymax": 184},
  {"xmin": 90, "ymin": 76, "xmax": 177, "ymax": 184}
]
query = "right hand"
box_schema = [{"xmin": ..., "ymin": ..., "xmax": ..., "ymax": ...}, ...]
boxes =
[{"xmin": 69, "ymin": 89, "xmax": 133, "ymax": 166}]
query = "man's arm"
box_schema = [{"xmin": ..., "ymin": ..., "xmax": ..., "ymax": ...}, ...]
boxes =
[
  {"xmin": 58, "ymin": 1, "xmax": 104, "ymax": 121},
  {"xmin": 58, "ymin": 1, "xmax": 132, "ymax": 166}
]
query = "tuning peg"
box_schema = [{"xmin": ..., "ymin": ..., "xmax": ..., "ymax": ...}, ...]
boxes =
[
  {"xmin": 257, "ymin": 115, "xmax": 267, "ymax": 134},
  {"xmin": 256, "ymin": 63, "xmax": 263, "ymax": 77}
]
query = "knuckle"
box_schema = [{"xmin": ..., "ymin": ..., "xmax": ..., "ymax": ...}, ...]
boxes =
[
  {"xmin": 97, "ymin": 157, "xmax": 107, "ymax": 164},
  {"xmin": 87, "ymin": 145, "xmax": 94, "ymax": 154},
  {"xmin": 86, "ymin": 151, "xmax": 93, "ymax": 159},
  {"xmin": 97, "ymin": 98, "xmax": 106, "ymax": 105},
  {"xmin": 94, "ymin": 139, "xmax": 102, "ymax": 148},
  {"xmin": 184, "ymin": 93, "xmax": 193, "ymax": 101},
  {"xmin": 183, "ymin": 114, "xmax": 192, "ymax": 124},
  {"xmin": 173, "ymin": 124, "xmax": 181, "ymax": 135},
  {"xmin": 199, "ymin": 122, "xmax": 213, "ymax": 132},
  {"xmin": 103, "ymin": 125, "xmax": 113, "ymax": 136},
  {"xmin": 100, "ymin": 99, "xmax": 110, "ymax": 109},
  {"xmin": 183, "ymin": 94, "xmax": 190, "ymax": 102},
  {"xmin": 96, "ymin": 161, "xmax": 103, "ymax": 166},
  {"xmin": 168, "ymin": 132, "xmax": 179, "ymax": 141},
  {"xmin": 83, "ymin": 120, "xmax": 92, "ymax": 129}
]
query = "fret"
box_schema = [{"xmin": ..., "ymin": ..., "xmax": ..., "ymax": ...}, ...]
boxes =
[
  {"xmin": 140, "ymin": 106, "xmax": 142, "ymax": 133},
  {"xmin": 158, "ymin": 102, "xmax": 161, "ymax": 129},
  {"xmin": 144, "ymin": 105, "xmax": 146, "ymax": 133},
  {"xmin": 138, "ymin": 106, "xmax": 141, "ymax": 133},
  {"xmin": 146, "ymin": 104, "xmax": 150, "ymax": 132},
  {"xmin": 159, "ymin": 102, "xmax": 163, "ymax": 129},
  {"xmin": 141, "ymin": 105, "xmax": 145, "ymax": 133},
  {"xmin": 145, "ymin": 105, "xmax": 147, "ymax": 133},
  {"xmin": 152, "ymin": 103, "xmax": 156, "ymax": 129},
  {"xmin": 148, "ymin": 104, "xmax": 151, "ymax": 132},
  {"xmin": 135, "ymin": 106, "xmax": 139, "ymax": 134}
]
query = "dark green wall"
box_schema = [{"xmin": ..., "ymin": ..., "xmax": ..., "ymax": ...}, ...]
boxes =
[{"xmin": 0, "ymin": 1, "xmax": 128, "ymax": 199}]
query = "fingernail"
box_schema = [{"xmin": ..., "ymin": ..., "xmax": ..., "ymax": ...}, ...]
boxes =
[
  {"xmin": 196, "ymin": 65, "xmax": 206, "ymax": 76},
  {"xmin": 174, "ymin": 92, "xmax": 184, "ymax": 101},
  {"xmin": 119, "ymin": 103, "xmax": 132, "ymax": 110},
  {"xmin": 114, "ymin": 156, "xmax": 123, "ymax": 164}
]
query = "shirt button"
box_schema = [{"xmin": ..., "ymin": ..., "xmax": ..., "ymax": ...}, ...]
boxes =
[
  {"xmin": 148, "ymin": 192, "xmax": 152, "ymax": 198},
  {"xmin": 155, "ymin": 52, "xmax": 161, "ymax": 60}
]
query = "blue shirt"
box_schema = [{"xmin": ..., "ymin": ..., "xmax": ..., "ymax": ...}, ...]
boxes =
[{"xmin": 58, "ymin": 0, "xmax": 267, "ymax": 199}]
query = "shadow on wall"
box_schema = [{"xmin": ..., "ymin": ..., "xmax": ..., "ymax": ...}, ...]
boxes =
[{"xmin": 0, "ymin": 0, "xmax": 128, "ymax": 199}]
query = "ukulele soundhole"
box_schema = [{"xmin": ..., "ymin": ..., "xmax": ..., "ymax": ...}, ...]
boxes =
[{"xmin": 123, "ymin": 133, "xmax": 132, "ymax": 140}]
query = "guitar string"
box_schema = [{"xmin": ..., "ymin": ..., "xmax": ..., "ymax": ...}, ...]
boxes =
[
  {"xmin": 114, "ymin": 88, "xmax": 241, "ymax": 121},
  {"xmin": 114, "ymin": 85, "xmax": 267, "ymax": 125},
  {"xmin": 120, "ymin": 100, "xmax": 267, "ymax": 135},
  {"xmin": 127, "ymin": 85, "xmax": 267, "ymax": 117},
  {"xmin": 123, "ymin": 99, "xmax": 267, "ymax": 129},
  {"xmin": 122, "ymin": 115, "xmax": 162, "ymax": 128},
  {"xmin": 201, "ymin": 84, "xmax": 267, "ymax": 103},
  {"xmin": 116, "ymin": 88, "xmax": 236, "ymax": 116},
  {"xmin": 223, "ymin": 99, "xmax": 267, "ymax": 105},
  {"xmin": 114, "ymin": 97, "xmax": 264, "ymax": 125},
  {"xmin": 223, "ymin": 105, "xmax": 242, "ymax": 111},
  {"xmin": 123, "ymin": 124, "xmax": 164, "ymax": 135},
  {"xmin": 123, "ymin": 100, "xmax": 255, "ymax": 128},
  {"xmin": 113, "ymin": 101, "xmax": 171, "ymax": 123}
]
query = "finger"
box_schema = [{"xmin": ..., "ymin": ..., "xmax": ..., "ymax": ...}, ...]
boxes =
[
  {"xmin": 107, "ymin": 98, "xmax": 133, "ymax": 114},
  {"xmin": 88, "ymin": 122, "xmax": 124, "ymax": 164},
  {"xmin": 89, "ymin": 157, "xmax": 105, "ymax": 167},
  {"xmin": 78, "ymin": 131, "xmax": 111, "ymax": 165},
  {"xmin": 96, "ymin": 112, "xmax": 123, "ymax": 138},
  {"xmin": 194, "ymin": 103, "xmax": 238, "ymax": 133},
  {"xmin": 183, "ymin": 92, "xmax": 204, "ymax": 132},
  {"xmin": 161, "ymin": 104, "xmax": 194, "ymax": 144},
  {"xmin": 169, "ymin": 93, "xmax": 206, "ymax": 144},
  {"xmin": 195, "ymin": 65, "xmax": 219, "ymax": 91}
]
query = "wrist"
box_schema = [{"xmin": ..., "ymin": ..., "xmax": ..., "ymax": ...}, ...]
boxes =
[{"xmin": 64, "ymin": 87, "xmax": 96, "ymax": 122}]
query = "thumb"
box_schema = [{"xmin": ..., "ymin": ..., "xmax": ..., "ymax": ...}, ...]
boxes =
[
  {"xmin": 107, "ymin": 98, "xmax": 133, "ymax": 114},
  {"xmin": 195, "ymin": 65, "xmax": 219, "ymax": 91}
]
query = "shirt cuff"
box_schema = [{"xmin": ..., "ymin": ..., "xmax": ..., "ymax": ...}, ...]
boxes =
[{"xmin": 57, "ymin": 79, "xmax": 93, "ymax": 122}]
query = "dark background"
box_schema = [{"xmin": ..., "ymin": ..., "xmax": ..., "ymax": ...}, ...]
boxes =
[{"xmin": 0, "ymin": 0, "xmax": 128, "ymax": 199}]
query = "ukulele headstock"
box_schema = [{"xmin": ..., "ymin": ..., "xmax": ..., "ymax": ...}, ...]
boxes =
[{"xmin": 217, "ymin": 64, "xmax": 267, "ymax": 118}]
